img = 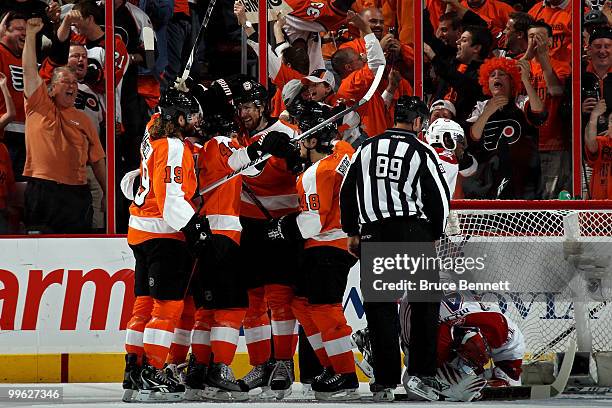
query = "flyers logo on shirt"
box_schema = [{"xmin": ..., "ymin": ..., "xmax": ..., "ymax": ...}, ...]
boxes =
[
  {"xmin": 9, "ymin": 65, "xmax": 24, "ymax": 92},
  {"xmin": 75, "ymin": 89, "xmax": 101, "ymax": 112},
  {"xmin": 306, "ymin": 2, "xmax": 324, "ymax": 18},
  {"xmin": 482, "ymin": 119, "xmax": 522, "ymax": 151}
]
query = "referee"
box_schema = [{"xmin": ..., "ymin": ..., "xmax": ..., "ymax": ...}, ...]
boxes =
[{"xmin": 340, "ymin": 96, "xmax": 450, "ymax": 400}]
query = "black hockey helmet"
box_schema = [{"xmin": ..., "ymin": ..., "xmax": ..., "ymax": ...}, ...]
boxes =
[
  {"xmin": 158, "ymin": 87, "xmax": 199, "ymax": 123},
  {"xmin": 297, "ymin": 101, "xmax": 338, "ymax": 152},
  {"xmin": 228, "ymin": 74, "xmax": 268, "ymax": 107},
  {"xmin": 193, "ymin": 80, "xmax": 240, "ymax": 135},
  {"xmin": 394, "ymin": 96, "xmax": 429, "ymax": 124}
]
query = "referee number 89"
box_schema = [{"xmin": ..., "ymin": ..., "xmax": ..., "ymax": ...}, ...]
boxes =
[{"xmin": 375, "ymin": 156, "xmax": 402, "ymax": 181}]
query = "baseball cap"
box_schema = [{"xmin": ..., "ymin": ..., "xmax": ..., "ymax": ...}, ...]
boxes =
[
  {"xmin": 429, "ymin": 99, "xmax": 457, "ymax": 117},
  {"xmin": 302, "ymin": 69, "xmax": 336, "ymax": 90},
  {"xmin": 282, "ymin": 79, "xmax": 304, "ymax": 107},
  {"xmin": 589, "ymin": 26, "xmax": 612, "ymax": 44}
]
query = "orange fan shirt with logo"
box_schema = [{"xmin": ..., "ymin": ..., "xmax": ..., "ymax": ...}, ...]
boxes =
[
  {"xmin": 528, "ymin": 2, "xmax": 572, "ymax": 64},
  {"xmin": 0, "ymin": 43, "xmax": 25, "ymax": 137},
  {"xmin": 286, "ymin": 0, "xmax": 349, "ymax": 31}
]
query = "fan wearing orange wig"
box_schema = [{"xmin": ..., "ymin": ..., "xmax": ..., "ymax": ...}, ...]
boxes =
[{"xmin": 463, "ymin": 57, "xmax": 547, "ymax": 199}]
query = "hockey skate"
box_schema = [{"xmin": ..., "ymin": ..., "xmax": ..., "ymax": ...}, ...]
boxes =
[
  {"xmin": 303, "ymin": 367, "xmax": 333, "ymax": 399},
  {"xmin": 352, "ymin": 328, "xmax": 374, "ymax": 378},
  {"xmin": 241, "ymin": 359, "xmax": 276, "ymax": 399},
  {"xmin": 369, "ymin": 382, "xmax": 395, "ymax": 402},
  {"xmin": 121, "ymin": 353, "xmax": 142, "ymax": 402},
  {"xmin": 270, "ymin": 359, "xmax": 294, "ymax": 399},
  {"xmin": 202, "ymin": 362, "xmax": 249, "ymax": 401},
  {"xmin": 136, "ymin": 362, "xmax": 185, "ymax": 402},
  {"xmin": 312, "ymin": 372, "xmax": 360, "ymax": 401},
  {"xmin": 183, "ymin": 354, "xmax": 208, "ymax": 401},
  {"xmin": 402, "ymin": 371, "xmax": 441, "ymax": 401}
]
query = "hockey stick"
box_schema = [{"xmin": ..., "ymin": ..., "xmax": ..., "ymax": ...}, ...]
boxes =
[
  {"xmin": 480, "ymin": 340, "xmax": 576, "ymax": 400},
  {"xmin": 529, "ymin": 301, "xmax": 608, "ymax": 362},
  {"xmin": 199, "ymin": 65, "xmax": 386, "ymax": 195},
  {"xmin": 177, "ymin": 0, "xmax": 217, "ymax": 85},
  {"xmin": 241, "ymin": 181, "xmax": 274, "ymax": 220}
]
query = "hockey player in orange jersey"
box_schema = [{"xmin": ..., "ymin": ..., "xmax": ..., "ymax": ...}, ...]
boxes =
[
  {"xmin": 225, "ymin": 75, "xmax": 303, "ymax": 399},
  {"xmin": 265, "ymin": 101, "xmax": 360, "ymax": 400},
  {"xmin": 182, "ymin": 79, "xmax": 290, "ymax": 401},
  {"xmin": 122, "ymin": 88, "xmax": 212, "ymax": 403}
]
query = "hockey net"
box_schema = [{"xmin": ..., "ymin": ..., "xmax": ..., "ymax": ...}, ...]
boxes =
[{"xmin": 440, "ymin": 203, "xmax": 612, "ymax": 366}]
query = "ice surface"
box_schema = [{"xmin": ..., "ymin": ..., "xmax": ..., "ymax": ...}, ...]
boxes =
[{"xmin": 1, "ymin": 383, "xmax": 611, "ymax": 408}]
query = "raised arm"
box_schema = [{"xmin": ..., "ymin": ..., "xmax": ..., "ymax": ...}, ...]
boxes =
[
  {"xmin": 0, "ymin": 73, "xmax": 15, "ymax": 131},
  {"xmin": 585, "ymin": 100, "xmax": 606, "ymax": 155},
  {"xmin": 23, "ymin": 18, "xmax": 44, "ymax": 98}
]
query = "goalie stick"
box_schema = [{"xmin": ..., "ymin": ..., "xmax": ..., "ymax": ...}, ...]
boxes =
[
  {"xmin": 480, "ymin": 340, "xmax": 577, "ymax": 400},
  {"xmin": 199, "ymin": 65, "xmax": 386, "ymax": 195}
]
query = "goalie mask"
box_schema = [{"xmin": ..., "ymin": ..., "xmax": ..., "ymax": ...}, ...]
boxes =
[
  {"xmin": 425, "ymin": 118, "xmax": 465, "ymax": 151},
  {"xmin": 452, "ymin": 326, "xmax": 491, "ymax": 374}
]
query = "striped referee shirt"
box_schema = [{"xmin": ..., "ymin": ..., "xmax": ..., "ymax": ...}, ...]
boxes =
[{"xmin": 339, "ymin": 128, "xmax": 451, "ymax": 238}]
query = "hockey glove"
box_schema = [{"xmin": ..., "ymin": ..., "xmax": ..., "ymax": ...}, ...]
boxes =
[
  {"xmin": 247, "ymin": 131, "xmax": 295, "ymax": 160},
  {"xmin": 266, "ymin": 213, "xmax": 303, "ymax": 241},
  {"xmin": 181, "ymin": 214, "xmax": 212, "ymax": 252}
]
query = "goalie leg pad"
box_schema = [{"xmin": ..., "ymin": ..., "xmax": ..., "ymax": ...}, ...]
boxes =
[{"xmin": 436, "ymin": 363, "xmax": 487, "ymax": 402}]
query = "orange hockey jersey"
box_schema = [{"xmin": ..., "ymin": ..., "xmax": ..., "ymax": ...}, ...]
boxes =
[
  {"xmin": 0, "ymin": 43, "xmax": 25, "ymax": 136},
  {"xmin": 197, "ymin": 136, "xmax": 243, "ymax": 244},
  {"xmin": 296, "ymin": 141, "xmax": 354, "ymax": 250},
  {"xmin": 240, "ymin": 121, "xmax": 300, "ymax": 219},
  {"xmin": 286, "ymin": 0, "xmax": 349, "ymax": 31},
  {"xmin": 127, "ymin": 116, "xmax": 197, "ymax": 245}
]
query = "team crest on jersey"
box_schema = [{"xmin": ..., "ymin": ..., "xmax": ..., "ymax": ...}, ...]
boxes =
[
  {"xmin": 442, "ymin": 291, "xmax": 464, "ymax": 313},
  {"xmin": 9, "ymin": 65, "xmax": 24, "ymax": 91},
  {"xmin": 482, "ymin": 119, "xmax": 521, "ymax": 151}
]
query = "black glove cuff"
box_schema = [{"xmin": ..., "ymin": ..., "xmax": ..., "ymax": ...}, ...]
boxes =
[
  {"xmin": 280, "ymin": 212, "xmax": 303, "ymax": 241},
  {"xmin": 246, "ymin": 143, "xmax": 262, "ymax": 161}
]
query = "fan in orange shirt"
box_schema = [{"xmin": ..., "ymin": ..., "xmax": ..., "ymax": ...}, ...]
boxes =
[
  {"xmin": 460, "ymin": 0, "xmax": 514, "ymax": 44},
  {"xmin": 265, "ymin": 101, "xmax": 359, "ymax": 400},
  {"xmin": 332, "ymin": 10, "xmax": 391, "ymax": 137},
  {"xmin": 585, "ymin": 100, "xmax": 612, "ymax": 199},
  {"xmin": 528, "ymin": 0, "xmax": 571, "ymax": 64}
]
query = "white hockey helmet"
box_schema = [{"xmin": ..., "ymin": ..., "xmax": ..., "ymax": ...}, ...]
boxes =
[{"xmin": 425, "ymin": 118, "xmax": 465, "ymax": 151}]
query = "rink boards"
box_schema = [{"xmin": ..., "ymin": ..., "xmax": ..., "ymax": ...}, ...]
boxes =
[{"xmin": 0, "ymin": 236, "xmax": 593, "ymax": 382}]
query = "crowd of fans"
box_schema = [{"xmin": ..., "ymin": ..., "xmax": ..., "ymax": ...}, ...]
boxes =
[{"xmin": 0, "ymin": 0, "xmax": 608, "ymax": 234}]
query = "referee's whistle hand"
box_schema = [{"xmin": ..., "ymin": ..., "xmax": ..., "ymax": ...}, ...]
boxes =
[{"xmin": 348, "ymin": 235, "xmax": 360, "ymax": 259}]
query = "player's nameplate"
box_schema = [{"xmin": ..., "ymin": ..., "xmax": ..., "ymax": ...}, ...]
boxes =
[{"xmin": 243, "ymin": 0, "xmax": 293, "ymax": 22}]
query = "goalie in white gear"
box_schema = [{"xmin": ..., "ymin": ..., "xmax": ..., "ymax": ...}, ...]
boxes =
[
  {"xmin": 425, "ymin": 118, "xmax": 477, "ymax": 236},
  {"xmin": 425, "ymin": 118, "xmax": 477, "ymax": 198},
  {"xmin": 435, "ymin": 292, "xmax": 526, "ymax": 401}
]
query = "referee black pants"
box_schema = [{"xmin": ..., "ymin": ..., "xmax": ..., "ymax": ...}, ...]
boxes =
[{"xmin": 361, "ymin": 216, "xmax": 440, "ymax": 385}]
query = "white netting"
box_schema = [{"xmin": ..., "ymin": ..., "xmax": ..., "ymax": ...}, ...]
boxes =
[{"xmin": 438, "ymin": 209, "xmax": 612, "ymax": 363}]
